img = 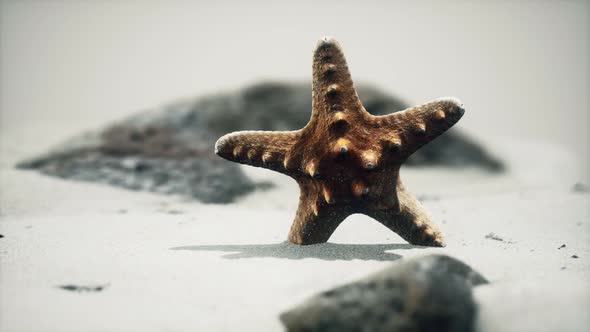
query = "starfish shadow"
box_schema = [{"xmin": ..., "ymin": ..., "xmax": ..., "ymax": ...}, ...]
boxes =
[{"xmin": 170, "ymin": 242, "xmax": 423, "ymax": 261}]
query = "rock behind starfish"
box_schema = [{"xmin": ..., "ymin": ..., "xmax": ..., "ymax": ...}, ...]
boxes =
[{"xmin": 17, "ymin": 82, "xmax": 502, "ymax": 203}]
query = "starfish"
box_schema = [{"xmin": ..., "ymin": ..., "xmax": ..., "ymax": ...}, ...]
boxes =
[{"xmin": 214, "ymin": 37, "xmax": 464, "ymax": 246}]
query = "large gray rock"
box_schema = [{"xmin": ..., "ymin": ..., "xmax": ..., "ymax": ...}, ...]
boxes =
[
  {"xmin": 17, "ymin": 82, "xmax": 503, "ymax": 203},
  {"xmin": 281, "ymin": 254, "xmax": 488, "ymax": 332}
]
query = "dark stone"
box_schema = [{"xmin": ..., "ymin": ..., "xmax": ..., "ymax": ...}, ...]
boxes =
[
  {"xmin": 485, "ymin": 232, "xmax": 503, "ymax": 241},
  {"xmin": 17, "ymin": 82, "xmax": 504, "ymax": 203},
  {"xmin": 57, "ymin": 284, "xmax": 109, "ymax": 292},
  {"xmin": 19, "ymin": 151, "xmax": 257, "ymax": 204},
  {"xmin": 280, "ymin": 254, "xmax": 488, "ymax": 332},
  {"xmin": 572, "ymin": 182, "xmax": 589, "ymax": 193},
  {"xmin": 485, "ymin": 232, "xmax": 515, "ymax": 244}
]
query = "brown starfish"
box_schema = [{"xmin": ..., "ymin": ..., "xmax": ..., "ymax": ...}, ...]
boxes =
[{"xmin": 215, "ymin": 37, "xmax": 465, "ymax": 246}]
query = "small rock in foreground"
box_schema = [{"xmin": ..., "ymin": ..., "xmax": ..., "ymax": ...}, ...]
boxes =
[{"xmin": 281, "ymin": 254, "xmax": 488, "ymax": 332}]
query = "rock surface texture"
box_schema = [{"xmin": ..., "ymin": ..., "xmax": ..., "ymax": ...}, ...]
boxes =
[
  {"xmin": 281, "ymin": 254, "xmax": 488, "ymax": 332},
  {"xmin": 216, "ymin": 37, "xmax": 465, "ymax": 245}
]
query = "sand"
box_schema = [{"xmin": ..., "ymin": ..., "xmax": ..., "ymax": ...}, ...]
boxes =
[
  {"xmin": 1, "ymin": 2, "xmax": 589, "ymax": 330},
  {"xmin": 1, "ymin": 131, "xmax": 589, "ymax": 331}
]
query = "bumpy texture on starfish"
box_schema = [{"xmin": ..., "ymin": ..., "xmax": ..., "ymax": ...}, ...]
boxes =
[{"xmin": 215, "ymin": 37, "xmax": 465, "ymax": 246}]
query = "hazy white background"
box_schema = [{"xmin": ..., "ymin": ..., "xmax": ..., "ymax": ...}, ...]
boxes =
[{"xmin": 1, "ymin": 0, "xmax": 589, "ymax": 179}]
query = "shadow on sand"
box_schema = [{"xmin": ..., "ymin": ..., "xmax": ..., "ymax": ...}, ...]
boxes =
[{"xmin": 170, "ymin": 242, "xmax": 422, "ymax": 261}]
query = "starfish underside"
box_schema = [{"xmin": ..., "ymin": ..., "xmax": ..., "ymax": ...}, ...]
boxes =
[{"xmin": 215, "ymin": 37, "xmax": 465, "ymax": 246}]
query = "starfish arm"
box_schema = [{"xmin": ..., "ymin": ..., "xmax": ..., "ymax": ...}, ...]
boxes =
[
  {"xmin": 311, "ymin": 37, "xmax": 361, "ymax": 120},
  {"xmin": 214, "ymin": 130, "xmax": 299, "ymax": 173},
  {"xmin": 214, "ymin": 38, "xmax": 463, "ymax": 246},
  {"xmin": 367, "ymin": 182, "xmax": 445, "ymax": 247},
  {"xmin": 373, "ymin": 97, "xmax": 465, "ymax": 159},
  {"xmin": 287, "ymin": 180, "xmax": 350, "ymax": 245}
]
